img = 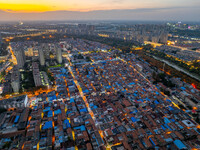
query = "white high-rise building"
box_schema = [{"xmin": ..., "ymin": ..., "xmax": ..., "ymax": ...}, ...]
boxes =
[
  {"xmin": 159, "ymin": 32, "xmax": 168, "ymax": 44},
  {"xmin": 56, "ymin": 47, "xmax": 62, "ymax": 64},
  {"xmin": 38, "ymin": 48, "xmax": 45, "ymax": 66},
  {"xmin": 32, "ymin": 62, "xmax": 42, "ymax": 87},
  {"xmin": 15, "ymin": 49, "xmax": 25, "ymax": 69},
  {"xmin": 43, "ymin": 44, "xmax": 50, "ymax": 59},
  {"xmin": 0, "ymin": 33, "xmax": 2, "ymax": 45},
  {"xmin": 11, "ymin": 66, "xmax": 20, "ymax": 93}
]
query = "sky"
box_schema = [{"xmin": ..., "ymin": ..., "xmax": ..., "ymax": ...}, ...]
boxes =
[{"xmin": 0, "ymin": 0, "xmax": 200, "ymax": 21}]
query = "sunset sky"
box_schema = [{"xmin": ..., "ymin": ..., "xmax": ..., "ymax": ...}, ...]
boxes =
[
  {"xmin": 0, "ymin": 0, "xmax": 199, "ymax": 12},
  {"xmin": 0, "ymin": 0, "xmax": 199, "ymax": 21}
]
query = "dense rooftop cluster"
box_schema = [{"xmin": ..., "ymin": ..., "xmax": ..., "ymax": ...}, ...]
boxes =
[{"xmin": 0, "ymin": 38, "xmax": 200, "ymax": 150}]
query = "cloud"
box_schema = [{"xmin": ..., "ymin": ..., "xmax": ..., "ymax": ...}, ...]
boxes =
[
  {"xmin": 111, "ymin": 0, "xmax": 123, "ymax": 4},
  {"xmin": 0, "ymin": 6, "xmax": 199, "ymax": 21}
]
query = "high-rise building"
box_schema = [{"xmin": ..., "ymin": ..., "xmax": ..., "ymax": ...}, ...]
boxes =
[
  {"xmin": 38, "ymin": 48, "xmax": 45, "ymax": 66},
  {"xmin": 11, "ymin": 66, "xmax": 20, "ymax": 93},
  {"xmin": 0, "ymin": 95, "xmax": 28, "ymax": 109},
  {"xmin": 43, "ymin": 44, "xmax": 50, "ymax": 59},
  {"xmin": 151, "ymin": 36, "xmax": 159, "ymax": 43},
  {"xmin": 15, "ymin": 49, "xmax": 25, "ymax": 69},
  {"xmin": 56, "ymin": 47, "xmax": 62, "ymax": 64},
  {"xmin": 159, "ymin": 32, "xmax": 168, "ymax": 44},
  {"xmin": 32, "ymin": 62, "xmax": 42, "ymax": 87},
  {"xmin": 0, "ymin": 33, "xmax": 2, "ymax": 45}
]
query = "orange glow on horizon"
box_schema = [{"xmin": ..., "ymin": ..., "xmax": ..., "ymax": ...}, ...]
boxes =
[
  {"xmin": 0, "ymin": 3, "xmax": 55, "ymax": 13},
  {"xmin": 0, "ymin": 1, "xmax": 146, "ymax": 13},
  {"xmin": 0, "ymin": 2, "xmax": 108, "ymax": 13}
]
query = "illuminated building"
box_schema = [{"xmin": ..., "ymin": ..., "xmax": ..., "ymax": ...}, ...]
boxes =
[
  {"xmin": 11, "ymin": 66, "xmax": 20, "ymax": 93},
  {"xmin": 0, "ymin": 33, "xmax": 2, "ymax": 45},
  {"xmin": 15, "ymin": 49, "xmax": 26, "ymax": 69},
  {"xmin": 32, "ymin": 62, "xmax": 42, "ymax": 87},
  {"xmin": 43, "ymin": 44, "xmax": 50, "ymax": 59},
  {"xmin": 159, "ymin": 31, "xmax": 168, "ymax": 44},
  {"xmin": 38, "ymin": 48, "xmax": 45, "ymax": 66},
  {"xmin": 56, "ymin": 47, "xmax": 62, "ymax": 64},
  {"xmin": 28, "ymin": 47, "xmax": 34, "ymax": 57},
  {"xmin": 0, "ymin": 95, "xmax": 28, "ymax": 109}
]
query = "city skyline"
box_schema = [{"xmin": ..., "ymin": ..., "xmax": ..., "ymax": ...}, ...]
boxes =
[{"xmin": 0, "ymin": 0, "xmax": 200, "ymax": 21}]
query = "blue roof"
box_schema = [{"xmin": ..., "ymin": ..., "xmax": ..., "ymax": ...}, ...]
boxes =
[
  {"xmin": 74, "ymin": 125, "xmax": 86, "ymax": 131},
  {"xmin": 48, "ymin": 95, "xmax": 57, "ymax": 101},
  {"xmin": 149, "ymin": 138, "xmax": 155, "ymax": 146},
  {"xmin": 105, "ymin": 86, "xmax": 111, "ymax": 89},
  {"xmin": 43, "ymin": 121, "xmax": 53, "ymax": 130},
  {"xmin": 173, "ymin": 140, "xmax": 187, "ymax": 149},
  {"xmin": 80, "ymin": 108, "xmax": 87, "ymax": 112},
  {"xmin": 4, "ymin": 138, "xmax": 11, "ymax": 142},
  {"xmin": 175, "ymin": 122, "xmax": 184, "ymax": 129},
  {"xmin": 164, "ymin": 117, "xmax": 171, "ymax": 124},
  {"xmin": 154, "ymin": 100, "xmax": 159, "ymax": 104},
  {"xmin": 146, "ymin": 98, "xmax": 150, "ymax": 102},
  {"xmin": 54, "ymin": 109, "xmax": 61, "ymax": 115},
  {"xmin": 83, "ymin": 89, "xmax": 89, "ymax": 93},
  {"xmin": 170, "ymin": 119, "xmax": 175, "ymax": 122},
  {"xmin": 146, "ymin": 130, "xmax": 152, "ymax": 135},
  {"xmin": 63, "ymin": 119, "xmax": 71, "ymax": 128},
  {"xmin": 89, "ymin": 103, "xmax": 94, "ymax": 107},
  {"xmin": 70, "ymin": 98, "xmax": 75, "ymax": 103},
  {"xmin": 165, "ymin": 138, "xmax": 173, "ymax": 143},
  {"xmin": 131, "ymin": 117, "xmax": 137, "ymax": 123},
  {"xmin": 59, "ymin": 136, "xmax": 64, "ymax": 143},
  {"xmin": 66, "ymin": 111, "xmax": 72, "ymax": 115},
  {"xmin": 130, "ymin": 109, "xmax": 138, "ymax": 114},
  {"xmin": 115, "ymin": 82, "xmax": 121, "ymax": 87},
  {"xmin": 48, "ymin": 111, "xmax": 53, "ymax": 117},
  {"xmin": 161, "ymin": 125, "xmax": 166, "ymax": 131},
  {"xmin": 61, "ymin": 68, "xmax": 67, "ymax": 73},
  {"xmin": 166, "ymin": 99, "xmax": 171, "ymax": 103},
  {"xmin": 122, "ymin": 89, "xmax": 126, "ymax": 93},
  {"xmin": 137, "ymin": 99, "xmax": 143, "ymax": 102},
  {"xmin": 181, "ymin": 87, "xmax": 186, "ymax": 90},
  {"xmin": 129, "ymin": 82, "xmax": 135, "ymax": 85},
  {"xmin": 93, "ymin": 105, "xmax": 98, "ymax": 109},
  {"xmin": 164, "ymin": 124, "xmax": 172, "ymax": 131},
  {"xmin": 43, "ymin": 107, "xmax": 51, "ymax": 112},
  {"xmin": 168, "ymin": 106, "xmax": 174, "ymax": 111},
  {"xmin": 194, "ymin": 128, "xmax": 200, "ymax": 134},
  {"xmin": 14, "ymin": 116, "xmax": 20, "ymax": 123}
]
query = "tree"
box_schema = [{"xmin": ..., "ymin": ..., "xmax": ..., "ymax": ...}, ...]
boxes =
[
  {"xmin": 86, "ymin": 56, "xmax": 91, "ymax": 62},
  {"xmin": 143, "ymin": 44, "xmax": 153, "ymax": 50},
  {"xmin": 77, "ymin": 54, "xmax": 84, "ymax": 59},
  {"xmin": 0, "ymin": 108, "xmax": 7, "ymax": 114}
]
